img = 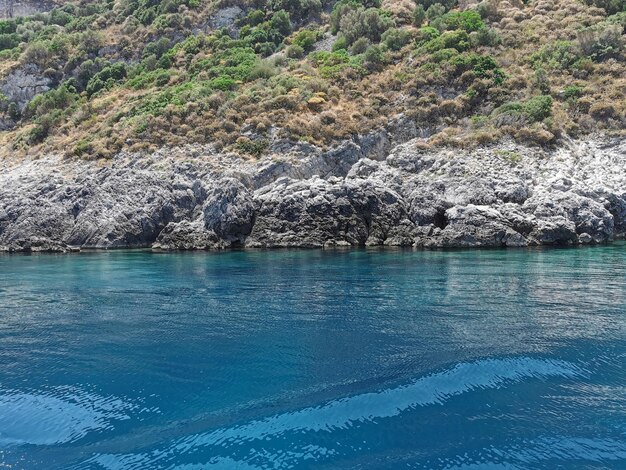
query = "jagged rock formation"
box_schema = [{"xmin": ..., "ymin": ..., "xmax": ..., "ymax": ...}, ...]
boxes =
[
  {"xmin": 0, "ymin": 0, "xmax": 55, "ymax": 19},
  {"xmin": 1, "ymin": 65, "xmax": 52, "ymax": 112},
  {"xmin": 0, "ymin": 135, "xmax": 624, "ymax": 252}
]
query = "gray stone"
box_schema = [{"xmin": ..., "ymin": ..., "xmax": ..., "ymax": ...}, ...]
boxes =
[
  {"xmin": 1, "ymin": 65, "xmax": 52, "ymax": 112},
  {"xmin": 0, "ymin": 136, "xmax": 624, "ymax": 252}
]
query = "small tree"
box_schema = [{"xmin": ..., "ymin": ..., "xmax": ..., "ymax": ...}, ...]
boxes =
[
  {"xmin": 338, "ymin": 7, "xmax": 394, "ymax": 45},
  {"xmin": 533, "ymin": 68, "xmax": 550, "ymax": 94},
  {"xmin": 414, "ymin": 5, "xmax": 426, "ymax": 26},
  {"xmin": 271, "ymin": 10, "xmax": 292, "ymax": 36},
  {"xmin": 426, "ymin": 3, "xmax": 446, "ymax": 21},
  {"xmin": 364, "ymin": 44, "xmax": 386, "ymax": 70},
  {"xmin": 382, "ymin": 28, "xmax": 411, "ymax": 51}
]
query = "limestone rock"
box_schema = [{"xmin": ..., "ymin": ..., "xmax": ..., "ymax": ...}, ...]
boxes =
[
  {"xmin": 0, "ymin": 136, "xmax": 624, "ymax": 252},
  {"xmin": 1, "ymin": 65, "xmax": 52, "ymax": 112}
]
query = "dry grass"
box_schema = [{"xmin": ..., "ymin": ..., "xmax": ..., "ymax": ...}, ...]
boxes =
[{"xmin": 0, "ymin": 0, "xmax": 623, "ymax": 158}]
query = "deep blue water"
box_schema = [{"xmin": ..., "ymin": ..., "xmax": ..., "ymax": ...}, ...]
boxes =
[{"xmin": 0, "ymin": 246, "xmax": 625, "ymax": 469}]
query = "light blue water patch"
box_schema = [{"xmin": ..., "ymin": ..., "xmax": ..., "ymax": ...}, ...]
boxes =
[
  {"xmin": 0, "ymin": 385, "xmax": 158, "ymax": 448},
  {"xmin": 0, "ymin": 246, "xmax": 625, "ymax": 469},
  {"xmin": 84, "ymin": 357, "xmax": 585, "ymax": 469}
]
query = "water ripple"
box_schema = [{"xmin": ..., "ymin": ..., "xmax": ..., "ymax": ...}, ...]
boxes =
[
  {"xmin": 0, "ymin": 386, "xmax": 155, "ymax": 447},
  {"xmin": 429, "ymin": 436, "xmax": 626, "ymax": 469},
  {"xmin": 83, "ymin": 356, "xmax": 583, "ymax": 469}
]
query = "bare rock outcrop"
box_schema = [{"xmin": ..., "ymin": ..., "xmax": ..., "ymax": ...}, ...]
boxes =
[{"xmin": 0, "ymin": 136, "xmax": 624, "ymax": 252}]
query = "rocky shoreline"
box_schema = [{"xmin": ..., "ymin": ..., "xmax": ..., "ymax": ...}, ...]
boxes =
[{"xmin": 1, "ymin": 134, "xmax": 624, "ymax": 252}]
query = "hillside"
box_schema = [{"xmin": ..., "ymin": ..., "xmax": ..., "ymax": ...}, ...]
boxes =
[{"xmin": 0, "ymin": 0, "xmax": 624, "ymax": 159}]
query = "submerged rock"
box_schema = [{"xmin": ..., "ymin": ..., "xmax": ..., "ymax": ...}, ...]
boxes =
[{"xmin": 0, "ymin": 137, "xmax": 624, "ymax": 251}]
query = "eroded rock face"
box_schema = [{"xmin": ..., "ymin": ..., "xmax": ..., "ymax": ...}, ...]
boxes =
[
  {"xmin": 0, "ymin": 136, "xmax": 624, "ymax": 252},
  {"xmin": 0, "ymin": 0, "xmax": 55, "ymax": 19},
  {"xmin": 1, "ymin": 65, "xmax": 52, "ymax": 112},
  {"xmin": 246, "ymin": 176, "xmax": 415, "ymax": 248}
]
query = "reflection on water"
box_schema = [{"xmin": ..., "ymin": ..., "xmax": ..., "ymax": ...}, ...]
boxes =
[
  {"xmin": 0, "ymin": 386, "xmax": 150, "ymax": 447},
  {"xmin": 0, "ymin": 245, "xmax": 625, "ymax": 469},
  {"xmin": 83, "ymin": 357, "xmax": 585, "ymax": 470}
]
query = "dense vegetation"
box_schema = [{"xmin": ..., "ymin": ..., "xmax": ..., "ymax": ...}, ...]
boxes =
[{"xmin": 0, "ymin": 0, "xmax": 624, "ymax": 158}]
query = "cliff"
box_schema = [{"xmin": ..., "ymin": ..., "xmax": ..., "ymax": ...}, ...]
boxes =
[
  {"xmin": 0, "ymin": 1, "xmax": 624, "ymax": 251},
  {"xmin": 0, "ymin": 0, "xmax": 56, "ymax": 19},
  {"xmin": 1, "ymin": 134, "xmax": 624, "ymax": 251}
]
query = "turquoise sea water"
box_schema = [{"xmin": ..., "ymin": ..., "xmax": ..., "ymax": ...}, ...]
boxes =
[{"xmin": 0, "ymin": 246, "xmax": 625, "ymax": 469}]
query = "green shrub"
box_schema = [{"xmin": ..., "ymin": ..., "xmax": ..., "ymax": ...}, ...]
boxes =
[
  {"xmin": 76, "ymin": 29, "xmax": 104, "ymax": 54},
  {"xmin": 533, "ymin": 68, "xmax": 550, "ymax": 94},
  {"xmin": 0, "ymin": 20, "xmax": 17, "ymax": 35},
  {"xmin": 155, "ymin": 70, "xmax": 171, "ymax": 87},
  {"xmin": 254, "ymin": 41, "xmax": 278, "ymax": 56},
  {"xmin": 172, "ymin": 33, "xmax": 207, "ymax": 57},
  {"xmin": 494, "ymin": 95, "xmax": 553, "ymax": 124},
  {"xmin": 577, "ymin": 25, "xmax": 623, "ymax": 61},
  {"xmin": 563, "ymin": 85, "xmax": 584, "ymax": 100},
  {"xmin": 416, "ymin": 26, "xmax": 440, "ymax": 42},
  {"xmin": 426, "ymin": 3, "xmax": 446, "ymax": 21},
  {"xmin": 73, "ymin": 138, "xmax": 94, "ymax": 156},
  {"xmin": 523, "ymin": 95, "xmax": 553, "ymax": 122},
  {"xmin": 286, "ymin": 44, "xmax": 305, "ymax": 58},
  {"xmin": 49, "ymin": 8, "xmax": 74, "ymax": 27},
  {"xmin": 0, "ymin": 33, "xmax": 20, "ymax": 51},
  {"xmin": 75, "ymin": 58, "xmax": 104, "ymax": 88},
  {"xmin": 292, "ymin": 29, "xmax": 319, "ymax": 51},
  {"xmin": 350, "ymin": 37, "xmax": 370, "ymax": 54},
  {"xmin": 330, "ymin": 1, "xmax": 383, "ymax": 34},
  {"xmin": 470, "ymin": 27, "xmax": 501, "ymax": 47},
  {"xmin": 31, "ymin": 85, "xmax": 77, "ymax": 116},
  {"xmin": 242, "ymin": 10, "xmax": 266, "ymax": 26},
  {"xmin": 235, "ymin": 137, "xmax": 268, "ymax": 156},
  {"xmin": 309, "ymin": 49, "xmax": 365, "ymax": 78},
  {"xmin": 210, "ymin": 76, "xmax": 236, "ymax": 91},
  {"xmin": 248, "ymin": 59, "xmax": 277, "ymax": 79},
  {"xmin": 29, "ymin": 121, "xmax": 51, "ymax": 144},
  {"xmin": 423, "ymin": 29, "xmax": 470, "ymax": 52},
  {"xmin": 433, "ymin": 10, "xmax": 485, "ymax": 33},
  {"xmin": 431, "ymin": 47, "xmax": 459, "ymax": 62},
  {"xmin": 127, "ymin": 69, "xmax": 171, "ymax": 89},
  {"xmin": 364, "ymin": 44, "xmax": 386, "ymax": 69},
  {"xmin": 143, "ymin": 38, "xmax": 172, "ymax": 59},
  {"xmin": 240, "ymin": 13, "xmax": 293, "ymax": 55},
  {"xmin": 153, "ymin": 13, "xmax": 187, "ymax": 32},
  {"xmin": 7, "ymin": 102, "xmax": 19, "ymax": 120},
  {"xmin": 332, "ymin": 36, "xmax": 348, "ymax": 51},
  {"xmin": 86, "ymin": 63, "xmax": 127, "ymax": 96},
  {"xmin": 414, "ymin": 5, "xmax": 426, "ymax": 26},
  {"xmin": 381, "ymin": 28, "xmax": 411, "ymax": 51},
  {"xmin": 606, "ymin": 11, "xmax": 626, "ymax": 27},
  {"xmin": 451, "ymin": 53, "xmax": 506, "ymax": 85},
  {"xmin": 338, "ymin": 7, "xmax": 394, "ymax": 45},
  {"xmin": 530, "ymin": 41, "xmax": 580, "ymax": 70},
  {"xmin": 0, "ymin": 47, "xmax": 20, "ymax": 60},
  {"xmin": 271, "ymin": 10, "xmax": 292, "ymax": 36},
  {"xmin": 192, "ymin": 46, "xmax": 258, "ymax": 82}
]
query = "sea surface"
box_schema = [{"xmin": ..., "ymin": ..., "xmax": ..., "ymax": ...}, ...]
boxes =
[{"xmin": 0, "ymin": 246, "xmax": 625, "ymax": 469}]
